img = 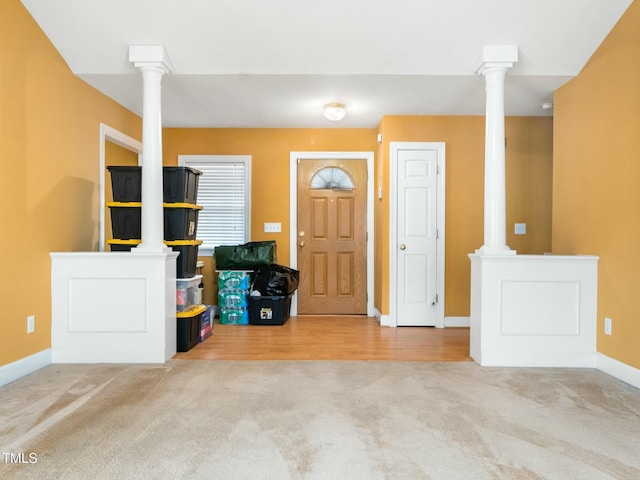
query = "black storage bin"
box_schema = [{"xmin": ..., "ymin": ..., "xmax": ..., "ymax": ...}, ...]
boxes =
[
  {"xmin": 166, "ymin": 240, "xmax": 202, "ymax": 278},
  {"xmin": 177, "ymin": 305, "xmax": 205, "ymax": 352},
  {"xmin": 107, "ymin": 166, "xmax": 142, "ymax": 202},
  {"xmin": 108, "ymin": 202, "xmax": 141, "ymax": 240},
  {"xmin": 248, "ymin": 294, "xmax": 292, "ymax": 325},
  {"xmin": 107, "ymin": 239, "xmax": 140, "ymax": 252},
  {"xmin": 163, "ymin": 167, "xmax": 202, "ymax": 204},
  {"xmin": 163, "ymin": 203, "xmax": 202, "ymax": 240}
]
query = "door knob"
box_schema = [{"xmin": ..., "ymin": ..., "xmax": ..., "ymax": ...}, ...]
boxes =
[
  {"xmin": 299, "ymin": 231, "xmax": 305, "ymax": 237},
  {"xmin": 298, "ymin": 241, "xmax": 305, "ymax": 248},
  {"xmin": 399, "ymin": 244, "xmax": 406, "ymax": 250}
]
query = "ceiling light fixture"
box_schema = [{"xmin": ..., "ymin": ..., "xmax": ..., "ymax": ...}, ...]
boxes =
[
  {"xmin": 541, "ymin": 102, "xmax": 553, "ymax": 110},
  {"xmin": 324, "ymin": 103, "xmax": 347, "ymax": 121}
]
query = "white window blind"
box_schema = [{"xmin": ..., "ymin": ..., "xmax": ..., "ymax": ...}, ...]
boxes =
[{"xmin": 178, "ymin": 155, "xmax": 251, "ymax": 255}]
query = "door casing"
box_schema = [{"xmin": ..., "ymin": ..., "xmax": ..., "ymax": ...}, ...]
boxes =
[
  {"xmin": 290, "ymin": 151, "xmax": 375, "ymax": 317},
  {"xmin": 389, "ymin": 142, "xmax": 446, "ymax": 328}
]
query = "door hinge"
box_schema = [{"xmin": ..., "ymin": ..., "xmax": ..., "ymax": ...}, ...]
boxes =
[
  {"xmin": 436, "ymin": 229, "xmax": 439, "ymax": 239},
  {"xmin": 436, "ymin": 164, "xmax": 440, "ymax": 175},
  {"xmin": 431, "ymin": 294, "xmax": 439, "ymax": 306}
]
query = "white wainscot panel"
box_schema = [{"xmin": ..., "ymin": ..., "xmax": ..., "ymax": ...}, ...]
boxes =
[
  {"xmin": 51, "ymin": 251, "xmax": 178, "ymax": 364},
  {"xmin": 500, "ymin": 280, "xmax": 580, "ymax": 336},
  {"xmin": 68, "ymin": 277, "xmax": 147, "ymax": 332}
]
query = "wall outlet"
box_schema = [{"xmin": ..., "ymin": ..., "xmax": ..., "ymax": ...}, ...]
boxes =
[
  {"xmin": 514, "ymin": 223, "xmax": 527, "ymax": 235},
  {"xmin": 27, "ymin": 315, "xmax": 35, "ymax": 334},
  {"xmin": 264, "ymin": 222, "xmax": 281, "ymax": 233},
  {"xmin": 604, "ymin": 317, "xmax": 612, "ymax": 336}
]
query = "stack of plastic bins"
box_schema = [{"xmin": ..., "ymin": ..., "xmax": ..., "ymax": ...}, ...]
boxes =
[
  {"xmin": 163, "ymin": 202, "xmax": 203, "ymax": 278},
  {"xmin": 218, "ymin": 271, "xmax": 250, "ymax": 325},
  {"xmin": 162, "ymin": 166, "xmax": 203, "ymax": 278},
  {"xmin": 106, "ymin": 166, "xmax": 142, "ymax": 251},
  {"xmin": 163, "ymin": 166, "xmax": 206, "ymax": 351}
]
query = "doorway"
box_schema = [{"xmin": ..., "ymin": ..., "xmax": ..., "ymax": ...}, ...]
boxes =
[
  {"xmin": 290, "ymin": 151, "xmax": 374, "ymax": 317},
  {"xmin": 389, "ymin": 142, "xmax": 446, "ymax": 328}
]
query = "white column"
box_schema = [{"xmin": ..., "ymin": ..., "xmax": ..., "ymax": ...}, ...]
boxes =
[
  {"xmin": 129, "ymin": 46, "xmax": 174, "ymax": 252},
  {"xmin": 475, "ymin": 46, "xmax": 518, "ymax": 255}
]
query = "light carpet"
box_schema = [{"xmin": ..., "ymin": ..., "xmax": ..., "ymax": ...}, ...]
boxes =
[{"xmin": 1, "ymin": 361, "xmax": 639, "ymax": 479}]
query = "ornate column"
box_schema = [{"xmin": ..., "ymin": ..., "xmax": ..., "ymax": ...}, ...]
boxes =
[
  {"xmin": 475, "ymin": 46, "xmax": 518, "ymax": 255},
  {"xmin": 129, "ymin": 45, "xmax": 173, "ymax": 252}
]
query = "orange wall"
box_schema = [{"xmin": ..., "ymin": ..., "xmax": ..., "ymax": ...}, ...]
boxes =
[
  {"xmin": 165, "ymin": 118, "xmax": 553, "ymax": 316},
  {"xmin": 553, "ymin": 1, "xmax": 640, "ymax": 369},
  {"xmin": 0, "ymin": 0, "xmax": 142, "ymax": 367},
  {"xmin": 162, "ymin": 128, "xmax": 377, "ymax": 305},
  {"xmin": 378, "ymin": 116, "xmax": 553, "ymax": 316}
]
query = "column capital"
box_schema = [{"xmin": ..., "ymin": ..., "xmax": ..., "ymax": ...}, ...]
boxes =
[
  {"xmin": 128, "ymin": 45, "xmax": 174, "ymax": 74},
  {"xmin": 474, "ymin": 45, "xmax": 518, "ymax": 75}
]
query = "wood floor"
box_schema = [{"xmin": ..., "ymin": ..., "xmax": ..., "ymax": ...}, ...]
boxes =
[{"xmin": 174, "ymin": 315, "xmax": 471, "ymax": 361}]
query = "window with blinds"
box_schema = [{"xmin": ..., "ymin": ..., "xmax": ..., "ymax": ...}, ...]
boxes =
[{"xmin": 178, "ymin": 155, "xmax": 251, "ymax": 255}]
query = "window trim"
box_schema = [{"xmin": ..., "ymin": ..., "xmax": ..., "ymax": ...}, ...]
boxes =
[{"xmin": 178, "ymin": 155, "xmax": 251, "ymax": 257}]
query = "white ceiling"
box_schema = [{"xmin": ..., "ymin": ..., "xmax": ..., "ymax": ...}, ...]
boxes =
[{"xmin": 21, "ymin": 0, "xmax": 633, "ymax": 128}]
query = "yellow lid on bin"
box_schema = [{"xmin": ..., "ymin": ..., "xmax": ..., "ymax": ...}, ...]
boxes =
[
  {"xmin": 163, "ymin": 203, "xmax": 203, "ymax": 210},
  {"xmin": 176, "ymin": 304, "xmax": 206, "ymax": 318},
  {"xmin": 165, "ymin": 240, "xmax": 203, "ymax": 246},
  {"xmin": 107, "ymin": 202, "xmax": 142, "ymax": 207},
  {"xmin": 107, "ymin": 238, "xmax": 141, "ymax": 245}
]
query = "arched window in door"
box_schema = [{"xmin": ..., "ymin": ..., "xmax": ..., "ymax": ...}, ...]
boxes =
[{"xmin": 310, "ymin": 166, "xmax": 354, "ymax": 190}]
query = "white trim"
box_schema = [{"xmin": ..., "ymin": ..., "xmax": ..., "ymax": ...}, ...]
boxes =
[
  {"xmin": 377, "ymin": 312, "xmax": 392, "ymax": 327},
  {"xmin": 0, "ymin": 349, "xmax": 51, "ymax": 387},
  {"xmin": 289, "ymin": 151, "xmax": 375, "ymax": 317},
  {"xmin": 597, "ymin": 353, "xmax": 640, "ymax": 390},
  {"xmin": 445, "ymin": 316, "xmax": 470, "ymax": 327},
  {"xmin": 477, "ymin": 351, "xmax": 596, "ymax": 368},
  {"xmin": 389, "ymin": 142, "xmax": 446, "ymax": 328},
  {"xmin": 99, "ymin": 123, "xmax": 142, "ymax": 252}
]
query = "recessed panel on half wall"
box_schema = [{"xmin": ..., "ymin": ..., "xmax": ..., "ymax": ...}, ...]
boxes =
[
  {"xmin": 68, "ymin": 277, "xmax": 147, "ymax": 332},
  {"xmin": 500, "ymin": 280, "xmax": 580, "ymax": 336}
]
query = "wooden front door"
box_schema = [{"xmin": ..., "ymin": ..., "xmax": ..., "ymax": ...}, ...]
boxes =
[{"xmin": 297, "ymin": 159, "xmax": 367, "ymax": 315}]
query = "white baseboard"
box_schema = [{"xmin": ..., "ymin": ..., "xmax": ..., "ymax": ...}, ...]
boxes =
[
  {"xmin": 597, "ymin": 353, "xmax": 640, "ymax": 390},
  {"xmin": 476, "ymin": 350, "xmax": 596, "ymax": 368},
  {"xmin": 375, "ymin": 311, "xmax": 466, "ymax": 328},
  {"xmin": 52, "ymin": 347, "xmax": 170, "ymax": 364},
  {"xmin": 0, "ymin": 349, "xmax": 52, "ymax": 388},
  {"xmin": 445, "ymin": 316, "xmax": 470, "ymax": 327},
  {"xmin": 375, "ymin": 309, "xmax": 393, "ymax": 327}
]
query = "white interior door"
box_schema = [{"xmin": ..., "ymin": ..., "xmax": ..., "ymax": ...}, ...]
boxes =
[{"xmin": 393, "ymin": 143, "xmax": 444, "ymax": 327}]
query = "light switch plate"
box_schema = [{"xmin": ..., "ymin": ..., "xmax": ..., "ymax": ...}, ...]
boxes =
[{"xmin": 264, "ymin": 222, "xmax": 281, "ymax": 233}]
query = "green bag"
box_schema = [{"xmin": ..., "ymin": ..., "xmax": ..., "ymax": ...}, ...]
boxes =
[{"xmin": 214, "ymin": 241, "xmax": 277, "ymax": 270}]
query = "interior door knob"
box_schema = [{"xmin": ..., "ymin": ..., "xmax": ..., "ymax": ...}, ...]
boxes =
[
  {"xmin": 399, "ymin": 244, "xmax": 406, "ymax": 250},
  {"xmin": 298, "ymin": 241, "xmax": 305, "ymax": 248}
]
